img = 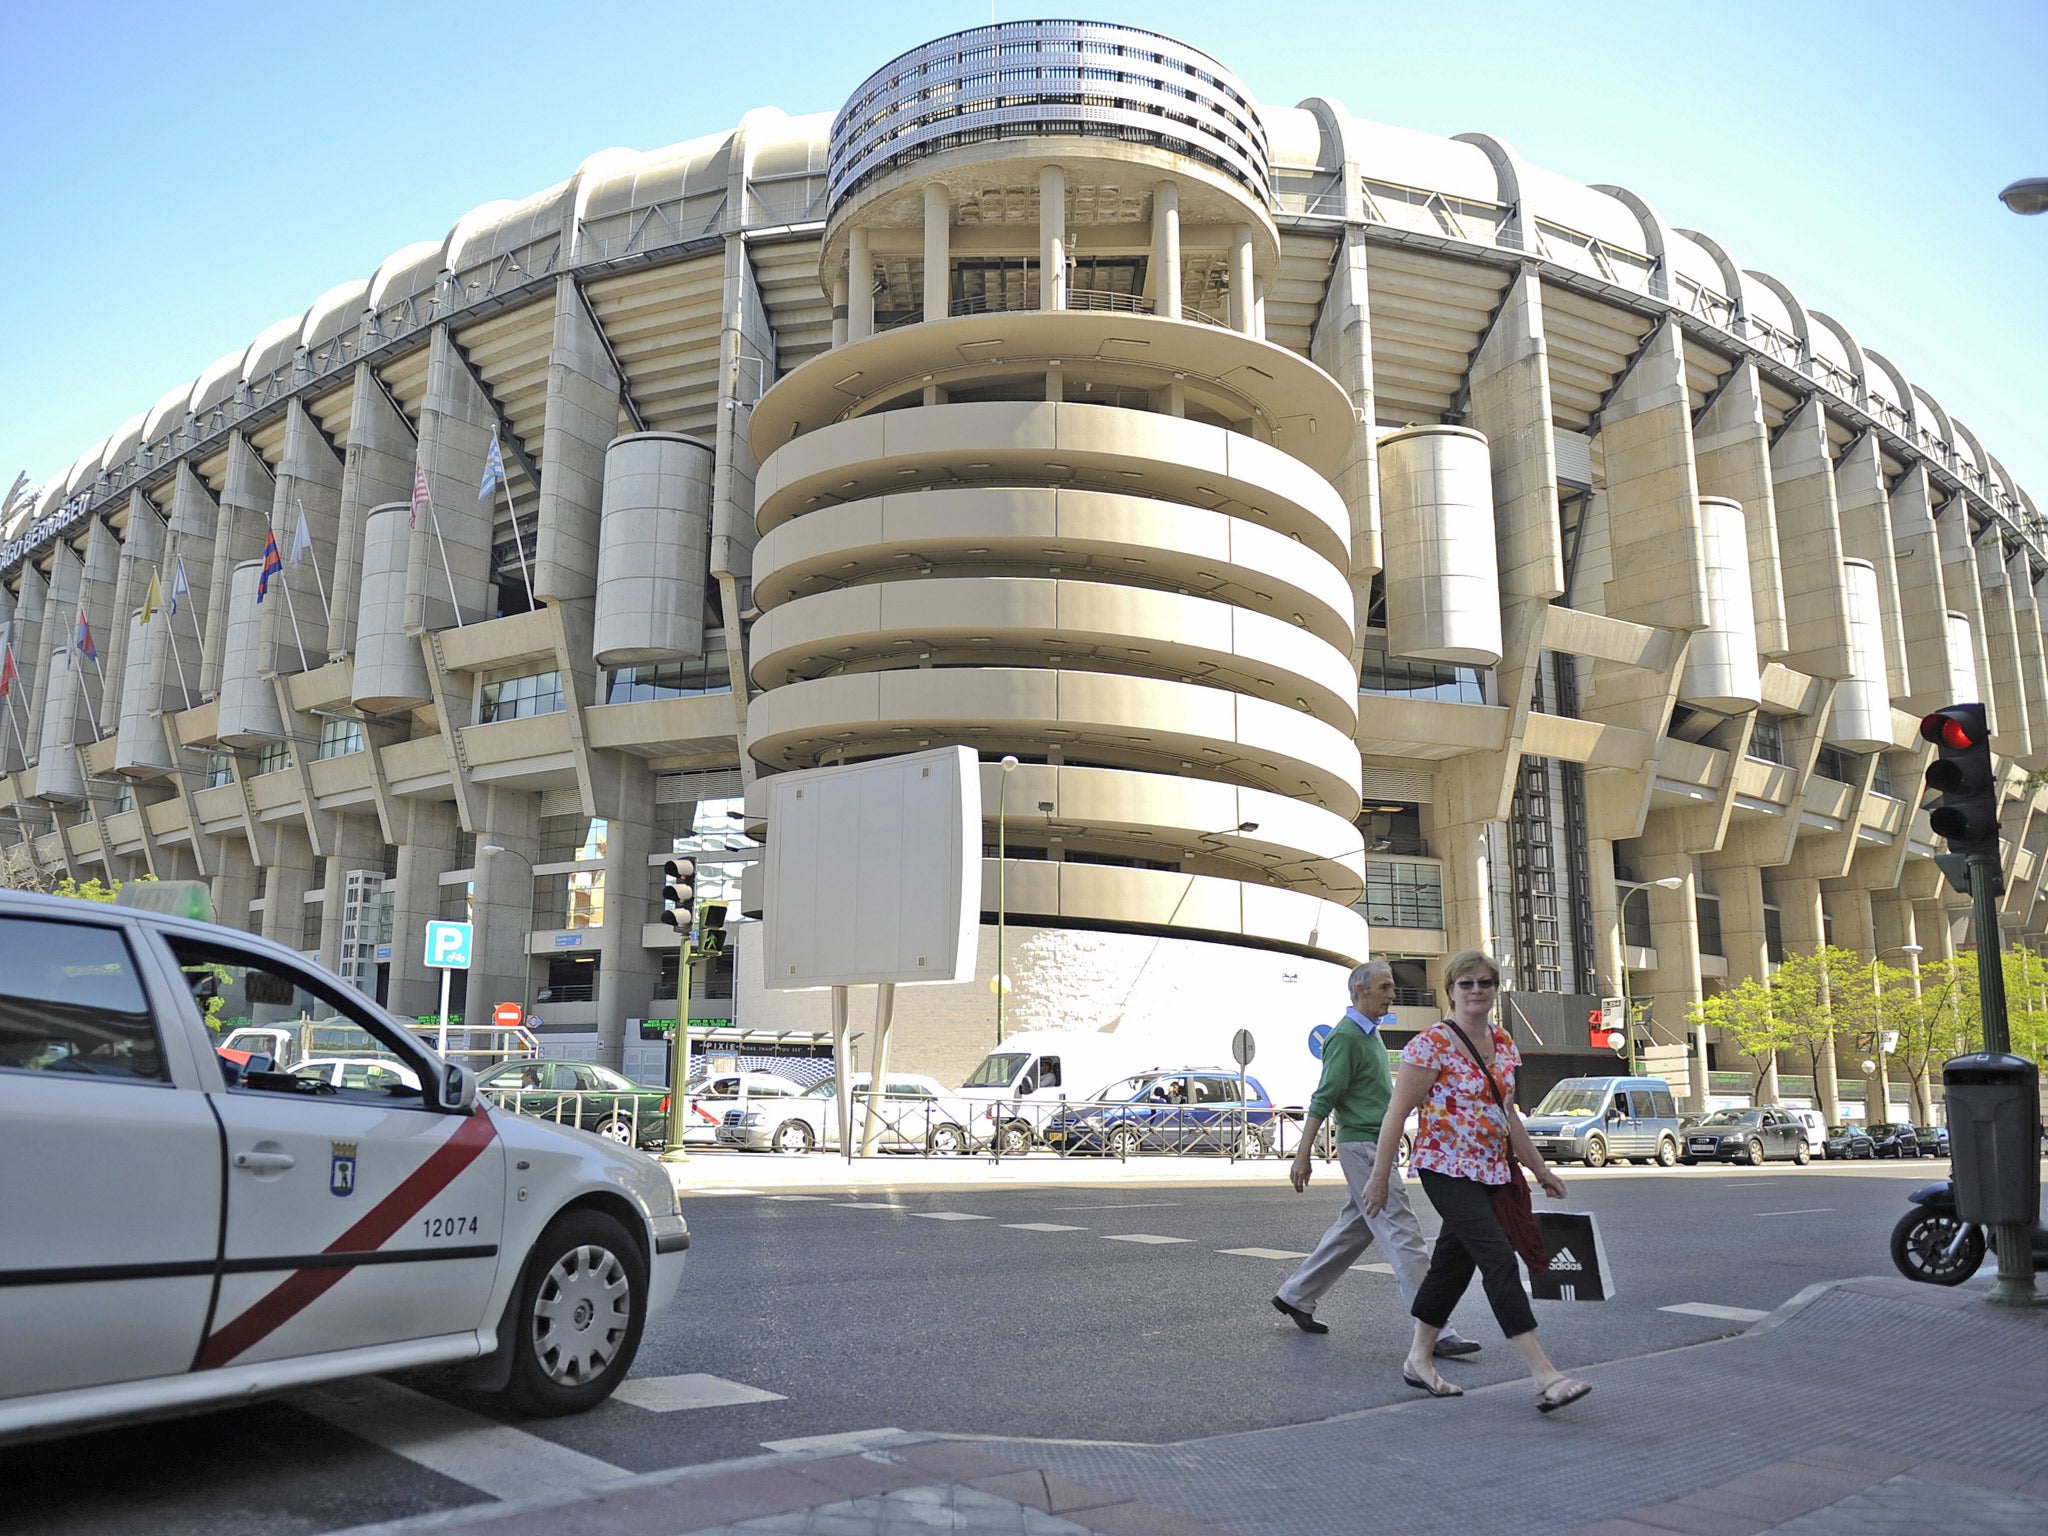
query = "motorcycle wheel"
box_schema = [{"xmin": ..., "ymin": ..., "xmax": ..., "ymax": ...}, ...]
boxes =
[{"xmin": 1889, "ymin": 1207, "xmax": 1985, "ymax": 1286}]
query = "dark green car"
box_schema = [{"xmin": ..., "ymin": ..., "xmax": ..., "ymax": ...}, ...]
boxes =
[{"xmin": 476, "ymin": 1059, "xmax": 669, "ymax": 1150}]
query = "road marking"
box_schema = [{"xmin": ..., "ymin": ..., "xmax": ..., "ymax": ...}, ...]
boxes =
[
  {"xmin": 1103, "ymin": 1234, "xmax": 1190, "ymax": 1245},
  {"xmin": 912, "ymin": 1211, "xmax": 990, "ymax": 1221},
  {"xmin": 831, "ymin": 1202, "xmax": 906, "ymax": 1210},
  {"xmin": 767, "ymin": 1194, "xmax": 831, "ymax": 1202},
  {"xmin": 1222, "ymin": 1247, "xmax": 1309, "ymax": 1260},
  {"xmin": 762, "ymin": 1428, "xmax": 908, "ymax": 1454},
  {"xmin": 1053, "ymin": 1202, "xmax": 1182, "ymax": 1210},
  {"xmin": 1004, "ymin": 1222, "xmax": 1086, "ymax": 1232},
  {"xmin": 691, "ymin": 1188, "xmax": 763, "ymax": 1198},
  {"xmin": 291, "ymin": 1377, "xmax": 627, "ymax": 1499},
  {"xmin": 1351, "ymin": 1261, "xmax": 1395, "ymax": 1275},
  {"xmin": 612, "ymin": 1373, "xmax": 786, "ymax": 1412},
  {"xmin": 1660, "ymin": 1302, "xmax": 1770, "ymax": 1323},
  {"xmin": 1754, "ymin": 1208, "xmax": 1835, "ymax": 1217}
]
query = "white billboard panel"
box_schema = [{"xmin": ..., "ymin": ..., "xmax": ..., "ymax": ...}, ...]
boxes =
[{"xmin": 762, "ymin": 745, "xmax": 980, "ymax": 990}]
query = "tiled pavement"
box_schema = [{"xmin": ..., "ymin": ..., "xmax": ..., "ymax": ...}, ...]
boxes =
[{"xmin": 339, "ymin": 1276, "xmax": 2048, "ymax": 1536}]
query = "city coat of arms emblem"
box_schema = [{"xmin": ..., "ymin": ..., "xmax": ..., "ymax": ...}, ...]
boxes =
[{"xmin": 330, "ymin": 1141, "xmax": 358, "ymax": 1197}]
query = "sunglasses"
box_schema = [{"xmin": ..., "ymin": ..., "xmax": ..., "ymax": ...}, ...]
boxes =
[{"xmin": 1452, "ymin": 977, "xmax": 1499, "ymax": 991}]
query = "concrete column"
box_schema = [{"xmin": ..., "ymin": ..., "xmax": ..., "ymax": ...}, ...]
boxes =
[
  {"xmin": 1824, "ymin": 885, "xmax": 1890, "ymax": 1121},
  {"xmin": 1040, "ymin": 167, "xmax": 1067, "ymax": 312},
  {"xmin": 163, "ymin": 464, "xmax": 217, "ymax": 706},
  {"xmin": 1599, "ymin": 318, "xmax": 1707, "ymax": 633},
  {"xmin": 536, "ymin": 275, "xmax": 621, "ymax": 605},
  {"xmin": 1834, "ymin": 433, "xmax": 1909, "ymax": 696},
  {"xmin": 210, "ymin": 834, "xmax": 261, "ymax": 938},
  {"xmin": 99, "ymin": 493, "xmax": 162, "ymax": 737},
  {"xmin": 1935, "ymin": 498, "xmax": 1996, "ymax": 732},
  {"xmin": 1635, "ymin": 858, "xmax": 1705, "ymax": 1109},
  {"xmin": 1873, "ymin": 896, "xmax": 1930, "ymax": 1122},
  {"xmin": 388, "ymin": 800, "xmax": 461, "ymax": 1018},
  {"xmin": 1714, "ymin": 864, "xmax": 1779, "ymax": 1103},
  {"xmin": 1889, "ymin": 465, "xmax": 1953, "ymax": 715},
  {"xmin": 1693, "ymin": 360, "xmax": 1788, "ymax": 658},
  {"xmin": 598, "ymin": 767, "xmax": 662, "ymax": 1072},
  {"xmin": 1588, "ymin": 835, "xmax": 1624, "ymax": 1005},
  {"xmin": 831, "ymin": 274, "xmax": 848, "ymax": 349},
  {"xmin": 1976, "ymin": 539, "xmax": 2032, "ymax": 760},
  {"xmin": 847, "ymin": 229, "xmax": 874, "ymax": 341},
  {"xmin": 407, "ymin": 326, "xmax": 497, "ymax": 632},
  {"xmin": 923, "ymin": 182, "xmax": 950, "ymax": 323},
  {"xmin": 259, "ymin": 823, "xmax": 317, "ymax": 952},
  {"xmin": 1228, "ymin": 224, "xmax": 1254, "ymax": 333},
  {"xmin": 262, "ymin": 398, "xmax": 343, "ymax": 674},
  {"xmin": 1773, "ymin": 876, "xmax": 1841, "ymax": 1127},
  {"xmin": 1150, "ymin": 182, "xmax": 1181, "ymax": 319},
  {"xmin": 330, "ymin": 362, "xmax": 416, "ymax": 660},
  {"xmin": 30, "ymin": 547, "xmax": 86, "ymax": 789},
  {"xmin": 77, "ymin": 519, "xmax": 120, "ymax": 735},
  {"xmin": 205, "ymin": 434, "xmax": 274, "ymax": 698},
  {"xmin": 470, "ymin": 786, "xmax": 541, "ymax": 1027},
  {"xmin": 1769, "ymin": 399, "xmax": 1854, "ymax": 682},
  {"xmin": 318, "ymin": 815, "xmax": 388, "ymax": 974},
  {"xmin": 0, "ymin": 567, "xmax": 46, "ymax": 774},
  {"xmin": 1430, "ymin": 815, "xmax": 1495, "ymax": 981},
  {"xmin": 2014, "ymin": 560, "xmax": 2048, "ymax": 771},
  {"xmin": 1308, "ymin": 227, "xmax": 1379, "ymax": 628}
]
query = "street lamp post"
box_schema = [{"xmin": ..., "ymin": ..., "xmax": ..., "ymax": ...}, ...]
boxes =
[
  {"xmin": 1618, "ymin": 877, "xmax": 1684, "ymax": 1081},
  {"xmin": 995, "ymin": 755, "xmax": 1018, "ymax": 1044},
  {"xmin": 478, "ymin": 843, "xmax": 537, "ymax": 1028},
  {"xmin": 1868, "ymin": 943, "xmax": 1924, "ymax": 1121}
]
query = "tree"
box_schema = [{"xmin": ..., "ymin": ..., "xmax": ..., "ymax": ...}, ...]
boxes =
[
  {"xmin": 52, "ymin": 874, "xmax": 128, "ymax": 904},
  {"xmin": 1688, "ymin": 977, "xmax": 1793, "ymax": 1102}
]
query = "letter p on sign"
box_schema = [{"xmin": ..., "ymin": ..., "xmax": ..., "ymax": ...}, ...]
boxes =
[{"xmin": 424, "ymin": 920, "xmax": 473, "ymax": 970}]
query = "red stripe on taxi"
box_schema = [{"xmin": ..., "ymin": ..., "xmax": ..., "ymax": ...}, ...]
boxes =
[{"xmin": 197, "ymin": 1110, "xmax": 499, "ymax": 1370}]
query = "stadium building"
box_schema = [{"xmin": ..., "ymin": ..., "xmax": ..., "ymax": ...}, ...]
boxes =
[{"xmin": 3, "ymin": 19, "xmax": 2043, "ymax": 1119}]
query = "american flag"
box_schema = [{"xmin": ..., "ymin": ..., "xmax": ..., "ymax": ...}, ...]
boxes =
[{"xmin": 410, "ymin": 465, "xmax": 431, "ymax": 529}]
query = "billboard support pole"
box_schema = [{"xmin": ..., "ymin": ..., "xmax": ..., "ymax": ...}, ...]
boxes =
[
  {"xmin": 833, "ymin": 985, "xmax": 852, "ymax": 1164},
  {"xmin": 859, "ymin": 982, "xmax": 898, "ymax": 1156}
]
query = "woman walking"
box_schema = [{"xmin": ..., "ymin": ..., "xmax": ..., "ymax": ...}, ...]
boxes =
[{"xmin": 1362, "ymin": 948, "xmax": 1592, "ymax": 1412}]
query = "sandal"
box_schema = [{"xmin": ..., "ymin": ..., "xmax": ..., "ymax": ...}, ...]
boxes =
[
  {"xmin": 1536, "ymin": 1377, "xmax": 1592, "ymax": 1414},
  {"xmin": 1402, "ymin": 1367, "xmax": 1464, "ymax": 1398}
]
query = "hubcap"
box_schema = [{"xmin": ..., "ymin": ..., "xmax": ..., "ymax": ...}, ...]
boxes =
[{"xmin": 531, "ymin": 1243, "xmax": 631, "ymax": 1385}]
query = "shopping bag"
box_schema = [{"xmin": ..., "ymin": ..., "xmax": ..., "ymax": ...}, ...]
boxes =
[{"xmin": 1528, "ymin": 1210, "xmax": 1615, "ymax": 1301}]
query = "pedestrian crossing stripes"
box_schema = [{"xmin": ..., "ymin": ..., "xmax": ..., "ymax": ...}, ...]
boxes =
[
  {"xmin": 1220, "ymin": 1247, "xmax": 1308, "ymax": 1260},
  {"xmin": 612, "ymin": 1373, "xmax": 788, "ymax": 1412},
  {"xmin": 1102, "ymin": 1234, "xmax": 1189, "ymax": 1245},
  {"xmin": 1660, "ymin": 1301, "xmax": 1770, "ymax": 1323}
]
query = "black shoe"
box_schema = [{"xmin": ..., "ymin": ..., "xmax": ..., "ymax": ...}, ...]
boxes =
[
  {"xmin": 1272, "ymin": 1296, "xmax": 1328, "ymax": 1334},
  {"xmin": 1433, "ymin": 1337, "xmax": 1482, "ymax": 1358}
]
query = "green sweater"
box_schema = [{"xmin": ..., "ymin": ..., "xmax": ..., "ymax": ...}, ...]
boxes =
[{"xmin": 1306, "ymin": 1016, "xmax": 1394, "ymax": 1143}]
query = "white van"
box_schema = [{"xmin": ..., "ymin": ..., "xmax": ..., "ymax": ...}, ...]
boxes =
[{"xmin": 1784, "ymin": 1107, "xmax": 1826, "ymax": 1155}]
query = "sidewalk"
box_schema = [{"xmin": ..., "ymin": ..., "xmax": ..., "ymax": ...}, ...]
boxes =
[{"xmin": 337, "ymin": 1275, "xmax": 2048, "ymax": 1536}]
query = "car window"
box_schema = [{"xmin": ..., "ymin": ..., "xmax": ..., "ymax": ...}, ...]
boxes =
[
  {"xmin": 588, "ymin": 1066, "xmax": 635, "ymax": 1092},
  {"xmin": 1193, "ymin": 1076, "xmax": 1236, "ymax": 1105},
  {"xmin": 165, "ymin": 938, "xmax": 425, "ymax": 1105},
  {"xmin": 886, "ymin": 1081, "xmax": 933, "ymax": 1099},
  {"xmin": 1038, "ymin": 1055, "xmax": 1062, "ymax": 1089},
  {"xmin": 0, "ymin": 915, "xmax": 164, "ymax": 1083},
  {"xmin": 567, "ymin": 1065, "xmax": 603, "ymax": 1091},
  {"xmin": 1651, "ymin": 1091, "xmax": 1676, "ymax": 1119}
]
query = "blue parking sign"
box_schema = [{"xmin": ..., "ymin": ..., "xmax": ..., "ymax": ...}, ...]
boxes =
[{"xmin": 423, "ymin": 920, "xmax": 473, "ymax": 970}]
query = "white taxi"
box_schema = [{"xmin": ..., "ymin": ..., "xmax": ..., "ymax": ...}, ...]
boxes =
[{"xmin": 0, "ymin": 883, "xmax": 689, "ymax": 1446}]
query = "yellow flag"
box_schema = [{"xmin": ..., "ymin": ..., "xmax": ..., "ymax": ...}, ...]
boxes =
[{"xmin": 140, "ymin": 569, "xmax": 164, "ymax": 628}]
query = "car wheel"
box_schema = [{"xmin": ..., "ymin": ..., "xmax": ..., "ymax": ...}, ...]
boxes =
[
  {"xmin": 1793, "ymin": 1140, "xmax": 1811, "ymax": 1166},
  {"xmin": 1234, "ymin": 1127, "xmax": 1266, "ymax": 1160},
  {"xmin": 927, "ymin": 1122, "xmax": 966, "ymax": 1157},
  {"xmin": 1583, "ymin": 1135, "xmax": 1608, "ymax": 1169},
  {"xmin": 772, "ymin": 1120, "xmax": 815, "ymax": 1154},
  {"xmin": 998, "ymin": 1122, "xmax": 1033, "ymax": 1157},
  {"xmin": 1746, "ymin": 1138, "xmax": 1766, "ymax": 1167},
  {"xmin": 594, "ymin": 1116, "xmax": 635, "ymax": 1145},
  {"xmin": 1890, "ymin": 1208, "xmax": 1985, "ymax": 1286},
  {"xmin": 1107, "ymin": 1126, "xmax": 1142, "ymax": 1159},
  {"xmin": 504, "ymin": 1209, "xmax": 647, "ymax": 1416},
  {"xmin": 1397, "ymin": 1134, "xmax": 1412, "ymax": 1168},
  {"xmin": 1656, "ymin": 1137, "xmax": 1678, "ymax": 1167}
]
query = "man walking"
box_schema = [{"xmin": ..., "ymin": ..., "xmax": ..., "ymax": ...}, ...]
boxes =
[{"xmin": 1272, "ymin": 961, "xmax": 1479, "ymax": 1358}]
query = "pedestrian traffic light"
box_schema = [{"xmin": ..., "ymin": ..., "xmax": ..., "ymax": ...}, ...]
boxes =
[
  {"xmin": 1919, "ymin": 704, "xmax": 2001, "ymax": 872},
  {"xmin": 699, "ymin": 900, "xmax": 729, "ymax": 954},
  {"xmin": 661, "ymin": 858, "xmax": 695, "ymax": 932}
]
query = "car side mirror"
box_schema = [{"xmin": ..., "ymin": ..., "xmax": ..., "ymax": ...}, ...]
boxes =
[
  {"xmin": 438, "ymin": 1062, "xmax": 477, "ymax": 1114},
  {"xmin": 1606, "ymin": 1105, "xmax": 1624, "ymax": 1119}
]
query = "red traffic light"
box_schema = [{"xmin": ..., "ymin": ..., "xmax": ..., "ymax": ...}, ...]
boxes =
[{"xmin": 1920, "ymin": 710, "xmax": 1984, "ymax": 751}]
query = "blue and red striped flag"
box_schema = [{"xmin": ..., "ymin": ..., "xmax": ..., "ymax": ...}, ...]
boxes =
[
  {"xmin": 257, "ymin": 530, "xmax": 284, "ymax": 604},
  {"xmin": 73, "ymin": 606, "xmax": 97, "ymax": 663}
]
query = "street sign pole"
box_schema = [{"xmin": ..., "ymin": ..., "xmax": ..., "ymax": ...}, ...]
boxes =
[
  {"xmin": 663, "ymin": 944, "xmax": 696, "ymax": 1164},
  {"xmin": 1964, "ymin": 849, "xmax": 2035, "ymax": 1305},
  {"xmin": 437, "ymin": 968, "xmax": 452, "ymax": 1054}
]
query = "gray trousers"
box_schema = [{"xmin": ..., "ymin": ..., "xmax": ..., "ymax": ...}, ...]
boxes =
[{"xmin": 1277, "ymin": 1139, "xmax": 1436, "ymax": 1316}]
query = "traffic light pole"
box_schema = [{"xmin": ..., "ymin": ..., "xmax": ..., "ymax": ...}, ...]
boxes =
[
  {"xmin": 1966, "ymin": 849, "xmax": 2036, "ymax": 1305},
  {"xmin": 663, "ymin": 944, "xmax": 696, "ymax": 1164}
]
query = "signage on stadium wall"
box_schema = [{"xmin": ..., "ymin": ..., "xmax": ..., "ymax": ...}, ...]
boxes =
[{"xmin": 0, "ymin": 491, "xmax": 96, "ymax": 574}]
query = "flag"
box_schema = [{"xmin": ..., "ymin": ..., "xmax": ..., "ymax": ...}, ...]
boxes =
[
  {"xmin": 0, "ymin": 643, "xmax": 15, "ymax": 701},
  {"xmin": 257, "ymin": 530, "xmax": 284, "ymax": 604},
  {"xmin": 290, "ymin": 505, "xmax": 314, "ymax": 566},
  {"xmin": 140, "ymin": 570, "xmax": 163, "ymax": 628},
  {"xmin": 169, "ymin": 556, "xmax": 190, "ymax": 617},
  {"xmin": 479, "ymin": 433, "xmax": 506, "ymax": 500},
  {"xmin": 74, "ymin": 606, "xmax": 97, "ymax": 663},
  {"xmin": 410, "ymin": 464, "xmax": 431, "ymax": 529}
]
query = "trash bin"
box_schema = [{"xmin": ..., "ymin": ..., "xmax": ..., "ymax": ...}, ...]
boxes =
[{"xmin": 1942, "ymin": 1053, "xmax": 2042, "ymax": 1227}]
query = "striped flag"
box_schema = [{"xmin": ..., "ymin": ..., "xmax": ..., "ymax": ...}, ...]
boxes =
[
  {"xmin": 410, "ymin": 465, "xmax": 431, "ymax": 529},
  {"xmin": 169, "ymin": 555, "xmax": 190, "ymax": 617},
  {"xmin": 478, "ymin": 433, "xmax": 506, "ymax": 500},
  {"xmin": 257, "ymin": 530, "xmax": 284, "ymax": 604},
  {"xmin": 0, "ymin": 640, "xmax": 15, "ymax": 700},
  {"xmin": 140, "ymin": 570, "xmax": 164, "ymax": 627},
  {"xmin": 74, "ymin": 606, "xmax": 97, "ymax": 663}
]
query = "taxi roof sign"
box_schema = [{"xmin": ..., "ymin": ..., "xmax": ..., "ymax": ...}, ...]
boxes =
[{"xmin": 113, "ymin": 879, "xmax": 216, "ymax": 924}]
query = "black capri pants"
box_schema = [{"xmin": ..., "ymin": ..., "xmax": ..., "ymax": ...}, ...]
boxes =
[{"xmin": 1412, "ymin": 1168, "xmax": 1538, "ymax": 1339}]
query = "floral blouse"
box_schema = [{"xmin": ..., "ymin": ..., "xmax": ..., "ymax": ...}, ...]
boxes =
[{"xmin": 1400, "ymin": 1019, "xmax": 1520, "ymax": 1185}]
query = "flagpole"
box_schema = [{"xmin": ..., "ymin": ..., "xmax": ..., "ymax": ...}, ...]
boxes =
[
  {"xmin": 294, "ymin": 498, "xmax": 333, "ymax": 627},
  {"xmin": 166, "ymin": 615, "xmax": 195, "ymax": 713},
  {"xmin": 85, "ymin": 647, "xmax": 111, "ymax": 743},
  {"xmin": 425, "ymin": 499, "xmax": 465, "ymax": 628},
  {"xmin": 502, "ymin": 479, "xmax": 535, "ymax": 610},
  {"xmin": 265, "ymin": 514, "xmax": 312, "ymax": 675},
  {"xmin": 5, "ymin": 692, "xmax": 33, "ymax": 774}
]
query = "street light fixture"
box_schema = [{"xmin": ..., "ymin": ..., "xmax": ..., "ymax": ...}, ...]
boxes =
[
  {"xmin": 1999, "ymin": 177, "xmax": 2048, "ymax": 215},
  {"xmin": 478, "ymin": 844, "xmax": 537, "ymax": 1027}
]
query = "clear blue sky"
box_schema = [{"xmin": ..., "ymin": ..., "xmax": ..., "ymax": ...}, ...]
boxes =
[{"xmin": 3, "ymin": 1, "xmax": 2044, "ymax": 503}]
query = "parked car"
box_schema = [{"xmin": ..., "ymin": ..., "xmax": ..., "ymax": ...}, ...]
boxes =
[
  {"xmin": 1823, "ymin": 1124, "xmax": 1875, "ymax": 1160},
  {"xmin": 290, "ymin": 1054, "xmax": 421, "ymax": 1093},
  {"xmin": 716, "ymin": 1072, "xmax": 977, "ymax": 1155},
  {"xmin": 677, "ymin": 1070, "xmax": 808, "ymax": 1146},
  {"xmin": 1680, "ymin": 1107, "xmax": 1811, "ymax": 1165},
  {"xmin": 1784, "ymin": 1108, "xmax": 1827, "ymax": 1156},
  {"xmin": 219, "ymin": 1019, "xmax": 385, "ymax": 1072},
  {"xmin": 0, "ymin": 882, "xmax": 687, "ymax": 1444},
  {"xmin": 475, "ymin": 1059, "xmax": 671, "ymax": 1150},
  {"xmin": 1520, "ymin": 1076, "xmax": 1683, "ymax": 1168},
  {"xmin": 1911, "ymin": 1123, "xmax": 1950, "ymax": 1158},
  {"xmin": 1863, "ymin": 1121, "xmax": 1923, "ymax": 1159},
  {"xmin": 1042, "ymin": 1070, "xmax": 1277, "ymax": 1159}
]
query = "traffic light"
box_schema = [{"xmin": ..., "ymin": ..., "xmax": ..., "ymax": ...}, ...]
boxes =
[
  {"xmin": 661, "ymin": 858, "xmax": 695, "ymax": 933},
  {"xmin": 698, "ymin": 900, "xmax": 729, "ymax": 954},
  {"xmin": 1919, "ymin": 705, "xmax": 2001, "ymax": 876}
]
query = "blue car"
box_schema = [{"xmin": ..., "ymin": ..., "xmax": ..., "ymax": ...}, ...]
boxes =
[{"xmin": 1042, "ymin": 1069, "xmax": 1276, "ymax": 1158}]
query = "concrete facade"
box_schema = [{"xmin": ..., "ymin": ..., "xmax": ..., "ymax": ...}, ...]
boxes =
[{"xmin": 4, "ymin": 18, "xmax": 2043, "ymax": 1110}]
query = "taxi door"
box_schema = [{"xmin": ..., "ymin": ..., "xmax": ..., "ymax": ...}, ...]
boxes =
[
  {"xmin": 0, "ymin": 908, "xmax": 222, "ymax": 1399},
  {"xmin": 162, "ymin": 936, "xmax": 508, "ymax": 1373}
]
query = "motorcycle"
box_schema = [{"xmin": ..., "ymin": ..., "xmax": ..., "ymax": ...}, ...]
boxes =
[{"xmin": 1889, "ymin": 1179, "xmax": 2048, "ymax": 1285}]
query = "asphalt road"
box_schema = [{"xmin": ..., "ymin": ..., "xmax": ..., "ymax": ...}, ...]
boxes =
[{"xmin": 0, "ymin": 1160, "xmax": 1955, "ymax": 1536}]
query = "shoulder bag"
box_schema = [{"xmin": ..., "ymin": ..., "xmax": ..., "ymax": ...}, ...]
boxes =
[{"xmin": 1440, "ymin": 1022, "xmax": 1550, "ymax": 1273}]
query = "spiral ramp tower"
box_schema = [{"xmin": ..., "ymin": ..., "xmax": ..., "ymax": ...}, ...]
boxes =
[{"xmin": 743, "ymin": 20, "xmax": 1369, "ymax": 1036}]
